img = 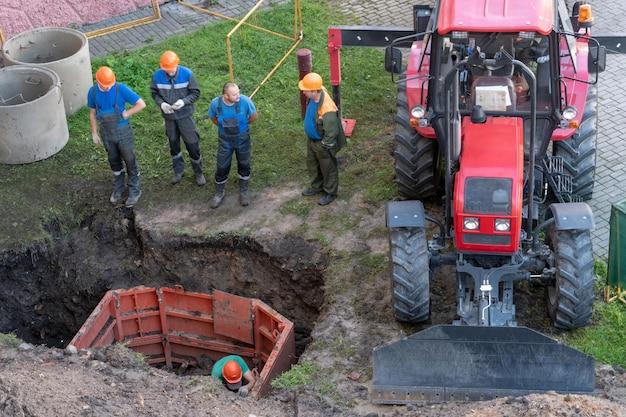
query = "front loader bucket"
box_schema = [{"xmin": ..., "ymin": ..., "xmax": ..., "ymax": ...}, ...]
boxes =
[{"xmin": 371, "ymin": 325, "xmax": 594, "ymax": 404}]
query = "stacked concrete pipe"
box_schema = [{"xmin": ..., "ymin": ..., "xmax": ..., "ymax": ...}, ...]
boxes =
[
  {"xmin": 0, "ymin": 66, "xmax": 69, "ymax": 164},
  {"xmin": 2, "ymin": 27, "xmax": 92, "ymax": 115}
]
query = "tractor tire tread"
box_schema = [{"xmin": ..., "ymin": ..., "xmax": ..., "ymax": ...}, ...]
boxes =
[
  {"xmin": 554, "ymin": 85, "xmax": 598, "ymax": 200},
  {"xmin": 390, "ymin": 228, "xmax": 430, "ymax": 323},
  {"xmin": 394, "ymin": 73, "xmax": 437, "ymax": 200},
  {"xmin": 547, "ymin": 227, "xmax": 595, "ymax": 329}
]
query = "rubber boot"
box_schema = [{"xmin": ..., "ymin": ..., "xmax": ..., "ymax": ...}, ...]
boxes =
[
  {"xmin": 126, "ymin": 172, "xmax": 142, "ymax": 208},
  {"xmin": 110, "ymin": 170, "xmax": 126, "ymax": 204},
  {"xmin": 210, "ymin": 182, "xmax": 226, "ymax": 209},
  {"xmin": 239, "ymin": 178, "xmax": 250, "ymax": 207},
  {"xmin": 171, "ymin": 153, "xmax": 184, "ymax": 184},
  {"xmin": 191, "ymin": 157, "xmax": 206, "ymax": 186}
]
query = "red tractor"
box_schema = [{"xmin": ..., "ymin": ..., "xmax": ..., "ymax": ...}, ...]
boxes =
[{"xmin": 328, "ymin": 0, "xmax": 608, "ymax": 403}]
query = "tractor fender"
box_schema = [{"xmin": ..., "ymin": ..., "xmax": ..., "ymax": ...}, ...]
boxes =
[
  {"xmin": 549, "ymin": 202, "xmax": 595, "ymax": 231},
  {"xmin": 386, "ymin": 201, "xmax": 425, "ymax": 228}
]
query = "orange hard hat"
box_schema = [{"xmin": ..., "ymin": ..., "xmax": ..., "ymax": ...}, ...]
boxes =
[
  {"xmin": 298, "ymin": 72, "xmax": 323, "ymax": 91},
  {"xmin": 160, "ymin": 50, "xmax": 180, "ymax": 72},
  {"xmin": 222, "ymin": 360, "xmax": 242, "ymax": 384},
  {"xmin": 95, "ymin": 66, "xmax": 115, "ymax": 89}
]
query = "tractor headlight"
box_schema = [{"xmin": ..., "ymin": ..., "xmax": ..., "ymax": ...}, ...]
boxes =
[
  {"xmin": 463, "ymin": 217, "xmax": 480, "ymax": 231},
  {"xmin": 494, "ymin": 218, "xmax": 511, "ymax": 232},
  {"xmin": 411, "ymin": 105, "xmax": 426, "ymax": 119},
  {"xmin": 562, "ymin": 106, "xmax": 578, "ymax": 121}
]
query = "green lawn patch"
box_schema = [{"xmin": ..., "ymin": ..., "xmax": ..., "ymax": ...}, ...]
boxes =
[
  {"xmin": 564, "ymin": 259, "xmax": 626, "ymax": 367},
  {"xmin": 271, "ymin": 361, "xmax": 318, "ymax": 389},
  {"xmin": 565, "ymin": 302, "xmax": 626, "ymax": 368},
  {"xmin": 0, "ymin": 333, "xmax": 22, "ymax": 348},
  {"xmin": 0, "ymin": 0, "xmax": 396, "ymax": 247}
]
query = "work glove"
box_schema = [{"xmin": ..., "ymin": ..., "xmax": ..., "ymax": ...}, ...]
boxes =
[
  {"xmin": 92, "ymin": 132, "xmax": 102, "ymax": 147},
  {"xmin": 171, "ymin": 99, "xmax": 185, "ymax": 111},
  {"xmin": 161, "ymin": 102, "xmax": 174, "ymax": 114},
  {"xmin": 237, "ymin": 386, "xmax": 249, "ymax": 397}
]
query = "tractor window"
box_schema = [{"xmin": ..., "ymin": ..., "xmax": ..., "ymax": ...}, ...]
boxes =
[
  {"xmin": 557, "ymin": 0, "xmax": 578, "ymax": 72},
  {"xmin": 440, "ymin": 33, "xmax": 553, "ymax": 114}
]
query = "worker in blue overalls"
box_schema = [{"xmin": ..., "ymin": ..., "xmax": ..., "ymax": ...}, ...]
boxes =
[
  {"xmin": 88, "ymin": 66, "xmax": 146, "ymax": 208},
  {"xmin": 150, "ymin": 50, "xmax": 205, "ymax": 186},
  {"xmin": 208, "ymin": 82, "xmax": 258, "ymax": 208}
]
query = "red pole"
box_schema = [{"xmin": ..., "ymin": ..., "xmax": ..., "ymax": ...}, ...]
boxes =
[{"xmin": 296, "ymin": 48, "xmax": 312, "ymax": 119}]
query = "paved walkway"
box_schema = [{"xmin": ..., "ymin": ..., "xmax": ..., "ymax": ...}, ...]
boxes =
[
  {"xmin": 82, "ymin": 0, "xmax": 624, "ymax": 258},
  {"xmin": 81, "ymin": 0, "xmax": 288, "ymax": 57}
]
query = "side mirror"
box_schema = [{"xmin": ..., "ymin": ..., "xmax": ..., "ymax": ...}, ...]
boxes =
[
  {"xmin": 589, "ymin": 44, "xmax": 606, "ymax": 73},
  {"xmin": 385, "ymin": 46, "xmax": 402, "ymax": 74}
]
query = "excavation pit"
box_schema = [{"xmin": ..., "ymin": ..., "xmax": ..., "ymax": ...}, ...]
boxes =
[
  {"xmin": 70, "ymin": 286, "xmax": 296, "ymax": 397},
  {"xmin": 0, "ymin": 210, "xmax": 327, "ymax": 372}
]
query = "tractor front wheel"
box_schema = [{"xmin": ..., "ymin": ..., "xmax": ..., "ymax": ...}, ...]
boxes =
[
  {"xmin": 389, "ymin": 228, "xmax": 430, "ymax": 323},
  {"xmin": 546, "ymin": 226, "xmax": 594, "ymax": 329}
]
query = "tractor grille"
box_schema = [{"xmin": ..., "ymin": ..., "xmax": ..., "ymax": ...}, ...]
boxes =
[{"xmin": 463, "ymin": 234, "xmax": 511, "ymax": 245}]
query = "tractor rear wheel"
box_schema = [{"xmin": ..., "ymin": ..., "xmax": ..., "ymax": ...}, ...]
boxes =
[
  {"xmin": 553, "ymin": 85, "xmax": 598, "ymax": 201},
  {"xmin": 394, "ymin": 74, "xmax": 437, "ymax": 199},
  {"xmin": 546, "ymin": 226, "xmax": 594, "ymax": 329},
  {"xmin": 390, "ymin": 227, "xmax": 430, "ymax": 323}
]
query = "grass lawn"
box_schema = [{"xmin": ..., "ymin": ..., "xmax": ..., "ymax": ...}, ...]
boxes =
[
  {"xmin": 564, "ymin": 261, "xmax": 626, "ymax": 368},
  {"xmin": 0, "ymin": 0, "xmax": 397, "ymax": 247}
]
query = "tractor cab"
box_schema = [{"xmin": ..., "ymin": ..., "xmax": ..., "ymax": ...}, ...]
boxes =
[{"xmin": 438, "ymin": 32, "xmax": 551, "ymax": 113}]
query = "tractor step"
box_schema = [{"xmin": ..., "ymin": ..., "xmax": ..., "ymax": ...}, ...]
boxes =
[
  {"xmin": 371, "ymin": 325, "xmax": 594, "ymax": 404},
  {"xmin": 547, "ymin": 155, "xmax": 564, "ymax": 175}
]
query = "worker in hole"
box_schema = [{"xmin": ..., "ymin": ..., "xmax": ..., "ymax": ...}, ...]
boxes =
[
  {"xmin": 211, "ymin": 354, "xmax": 257, "ymax": 397},
  {"xmin": 207, "ymin": 82, "xmax": 258, "ymax": 208},
  {"xmin": 88, "ymin": 66, "xmax": 146, "ymax": 208},
  {"xmin": 151, "ymin": 50, "xmax": 206, "ymax": 186},
  {"xmin": 298, "ymin": 72, "xmax": 347, "ymax": 206}
]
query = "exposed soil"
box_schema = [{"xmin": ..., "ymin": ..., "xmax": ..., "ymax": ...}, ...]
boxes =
[
  {"xmin": 0, "ymin": 207, "xmax": 326, "ymax": 355},
  {"xmin": 1, "ymin": 135, "xmax": 625, "ymax": 417}
]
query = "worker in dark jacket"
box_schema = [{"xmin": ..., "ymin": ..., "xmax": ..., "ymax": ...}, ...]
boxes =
[
  {"xmin": 150, "ymin": 50, "xmax": 205, "ymax": 186},
  {"xmin": 298, "ymin": 72, "xmax": 346, "ymax": 205},
  {"xmin": 208, "ymin": 82, "xmax": 258, "ymax": 208},
  {"xmin": 88, "ymin": 66, "xmax": 146, "ymax": 208}
]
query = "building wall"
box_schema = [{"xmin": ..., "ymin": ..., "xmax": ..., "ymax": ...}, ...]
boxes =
[{"xmin": 0, "ymin": 0, "xmax": 165, "ymax": 40}]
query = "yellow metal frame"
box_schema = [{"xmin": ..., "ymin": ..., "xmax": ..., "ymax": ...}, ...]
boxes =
[
  {"xmin": 605, "ymin": 286, "xmax": 626, "ymax": 304},
  {"xmin": 85, "ymin": 0, "xmax": 162, "ymax": 39},
  {"xmin": 178, "ymin": 0, "xmax": 303, "ymax": 97}
]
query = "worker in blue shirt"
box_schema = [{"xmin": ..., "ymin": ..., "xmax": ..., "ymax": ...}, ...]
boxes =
[
  {"xmin": 208, "ymin": 82, "xmax": 258, "ymax": 208},
  {"xmin": 87, "ymin": 66, "xmax": 146, "ymax": 208},
  {"xmin": 150, "ymin": 51, "xmax": 205, "ymax": 186}
]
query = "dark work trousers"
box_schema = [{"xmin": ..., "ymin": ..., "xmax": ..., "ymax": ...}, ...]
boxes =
[
  {"xmin": 165, "ymin": 117, "xmax": 202, "ymax": 174},
  {"xmin": 307, "ymin": 139, "xmax": 338, "ymax": 196},
  {"xmin": 215, "ymin": 134, "xmax": 251, "ymax": 184},
  {"xmin": 99, "ymin": 116, "xmax": 140, "ymax": 193}
]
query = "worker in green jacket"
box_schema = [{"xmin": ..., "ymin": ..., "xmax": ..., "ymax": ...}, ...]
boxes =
[
  {"xmin": 298, "ymin": 72, "xmax": 346, "ymax": 206},
  {"xmin": 211, "ymin": 355, "xmax": 257, "ymax": 397}
]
